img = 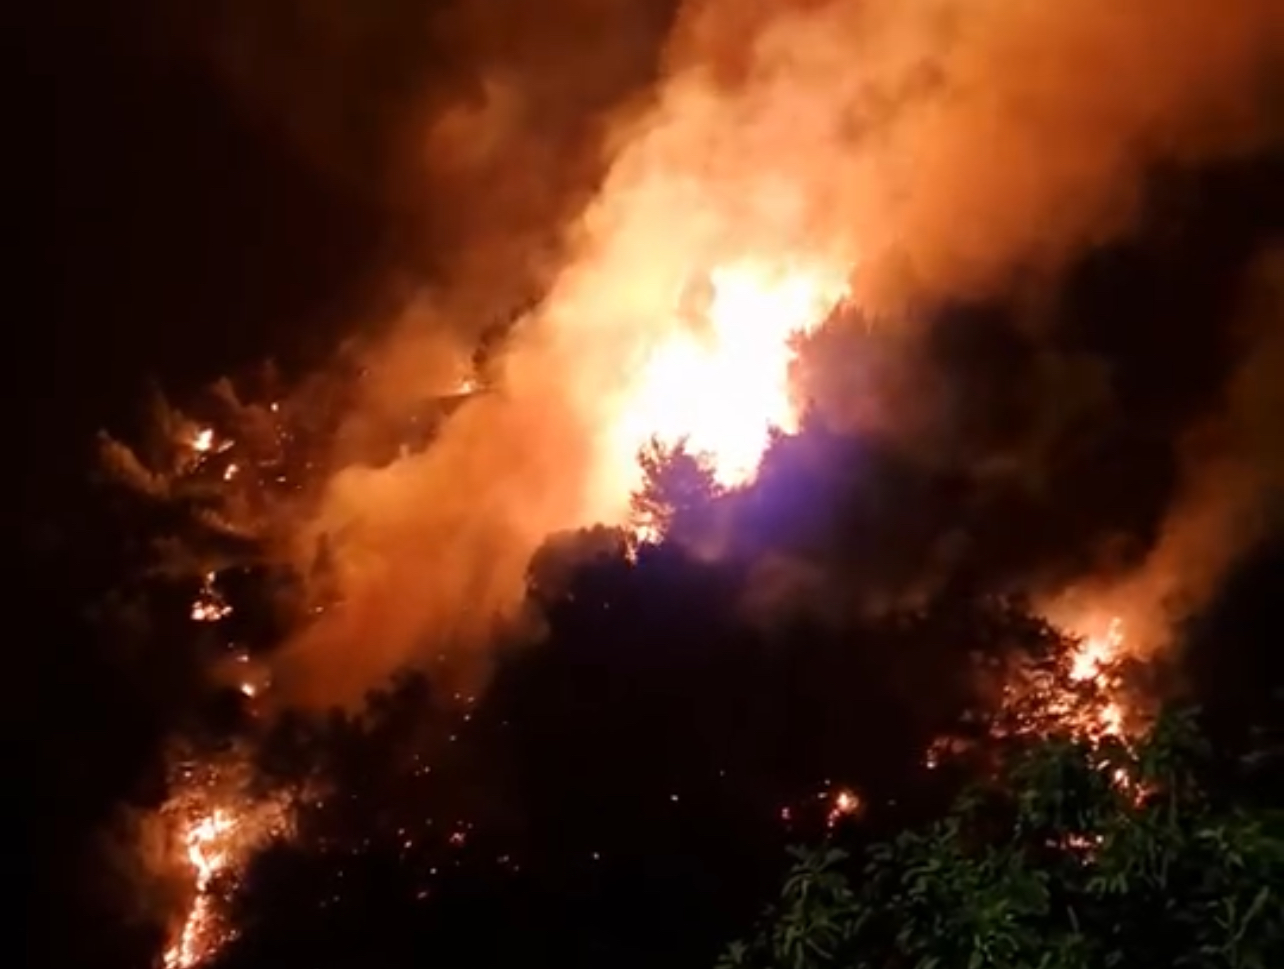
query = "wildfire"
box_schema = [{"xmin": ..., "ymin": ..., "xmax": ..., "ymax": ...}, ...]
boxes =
[
  {"xmin": 1066, "ymin": 616, "xmax": 1128, "ymax": 740},
  {"xmin": 162, "ymin": 752, "xmax": 297, "ymax": 969},
  {"xmin": 991, "ymin": 614, "xmax": 1137, "ymax": 746},
  {"xmin": 606, "ymin": 258, "xmax": 848, "ymax": 492},
  {"xmin": 164, "ymin": 810, "xmax": 237, "ymax": 969},
  {"xmin": 924, "ymin": 613, "xmax": 1144, "ymax": 784}
]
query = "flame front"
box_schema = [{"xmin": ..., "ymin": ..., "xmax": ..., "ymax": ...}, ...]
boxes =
[
  {"xmin": 603, "ymin": 257, "xmax": 848, "ymax": 497},
  {"xmin": 164, "ymin": 810, "xmax": 238, "ymax": 969},
  {"xmin": 162, "ymin": 780, "xmax": 295, "ymax": 969},
  {"xmin": 1066, "ymin": 616, "xmax": 1128, "ymax": 740}
]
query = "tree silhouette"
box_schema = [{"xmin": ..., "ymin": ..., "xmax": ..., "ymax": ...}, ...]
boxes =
[{"xmin": 630, "ymin": 438, "xmax": 724, "ymax": 546}]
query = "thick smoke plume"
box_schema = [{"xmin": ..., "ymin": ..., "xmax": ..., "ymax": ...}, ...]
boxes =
[
  {"xmin": 246, "ymin": 0, "xmax": 1283, "ymax": 705},
  {"xmin": 668, "ymin": 0, "xmax": 1283, "ymax": 306}
]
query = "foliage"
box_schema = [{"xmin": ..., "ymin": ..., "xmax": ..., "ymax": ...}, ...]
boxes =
[
  {"xmin": 719, "ymin": 710, "xmax": 1284, "ymax": 969},
  {"xmin": 630, "ymin": 438, "xmax": 723, "ymax": 543}
]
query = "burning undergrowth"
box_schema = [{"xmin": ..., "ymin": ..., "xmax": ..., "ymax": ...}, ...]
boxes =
[
  {"xmin": 86, "ymin": 240, "xmax": 1284, "ymax": 966},
  {"xmin": 92, "ymin": 364, "xmax": 1175, "ymax": 968},
  {"xmin": 160, "ymin": 745, "xmax": 302, "ymax": 969}
]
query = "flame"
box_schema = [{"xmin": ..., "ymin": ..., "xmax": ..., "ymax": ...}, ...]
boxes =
[
  {"xmin": 1007, "ymin": 615, "xmax": 1155, "ymax": 801},
  {"xmin": 164, "ymin": 809, "xmax": 239, "ymax": 969},
  {"xmin": 1068, "ymin": 616, "xmax": 1124, "ymax": 685},
  {"xmin": 1000, "ymin": 614, "xmax": 1135, "ymax": 745},
  {"xmin": 1066, "ymin": 616, "xmax": 1128, "ymax": 740},
  {"xmin": 604, "ymin": 257, "xmax": 847, "ymax": 494},
  {"xmin": 162, "ymin": 764, "xmax": 297, "ymax": 969},
  {"xmin": 925, "ymin": 613, "xmax": 1144, "ymax": 788}
]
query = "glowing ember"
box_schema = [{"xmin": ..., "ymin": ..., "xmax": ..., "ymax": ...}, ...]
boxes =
[
  {"xmin": 190, "ymin": 573, "xmax": 231, "ymax": 623},
  {"xmin": 821, "ymin": 786, "xmax": 862, "ymax": 829},
  {"xmin": 609, "ymin": 258, "xmax": 847, "ymax": 491},
  {"xmin": 191, "ymin": 428, "xmax": 215, "ymax": 454}
]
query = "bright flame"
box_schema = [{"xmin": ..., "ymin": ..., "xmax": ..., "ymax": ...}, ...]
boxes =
[
  {"xmin": 926, "ymin": 613, "xmax": 1144, "ymax": 781},
  {"xmin": 1066, "ymin": 616, "xmax": 1128, "ymax": 739},
  {"xmin": 1068, "ymin": 616, "xmax": 1125, "ymax": 685},
  {"xmin": 1005, "ymin": 611, "xmax": 1137, "ymax": 745},
  {"xmin": 607, "ymin": 258, "xmax": 847, "ymax": 491},
  {"xmin": 164, "ymin": 810, "xmax": 238, "ymax": 969},
  {"xmin": 162, "ymin": 770, "xmax": 297, "ymax": 969}
]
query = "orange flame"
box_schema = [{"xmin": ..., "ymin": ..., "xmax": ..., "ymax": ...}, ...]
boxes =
[
  {"xmin": 1066, "ymin": 616, "xmax": 1128, "ymax": 739},
  {"xmin": 162, "ymin": 787, "xmax": 295, "ymax": 969},
  {"xmin": 605, "ymin": 259, "xmax": 847, "ymax": 491},
  {"xmin": 164, "ymin": 810, "xmax": 238, "ymax": 969}
]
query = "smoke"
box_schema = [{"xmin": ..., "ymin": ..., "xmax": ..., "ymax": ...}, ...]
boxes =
[
  {"xmin": 176, "ymin": 0, "xmax": 683, "ymax": 330},
  {"xmin": 256, "ymin": 0, "xmax": 1282, "ymax": 705},
  {"xmin": 1043, "ymin": 250, "xmax": 1284, "ymax": 655},
  {"xmin": 667, "ymin": 0, "xmax": 1283, "ymax": 306},
  {"xmin": 274, "ymin": 336, "xmax": 602, "ymax": 705}
]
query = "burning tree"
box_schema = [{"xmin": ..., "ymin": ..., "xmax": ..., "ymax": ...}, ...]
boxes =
[{"xmin": 629, "ymin": 438, "xmax": 725, "ymax": 546}]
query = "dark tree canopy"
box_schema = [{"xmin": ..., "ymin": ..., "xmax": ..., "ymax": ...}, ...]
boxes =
[{"xmin": 721, "ymin": 710, "xmax": 1284, "ymax": 969}]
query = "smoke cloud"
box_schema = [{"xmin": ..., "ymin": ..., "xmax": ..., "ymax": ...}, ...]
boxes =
[
  {"xmin": 254, "ymin": 0, "xmax": 1282, "ymax": 705},
  {"xmin": 1042, "ymin": 250, "xmax": 1284, "ymax": 656},
  {"xmin": 634, "ymin": 0, "xmax": 1282, "ymax": 316}
]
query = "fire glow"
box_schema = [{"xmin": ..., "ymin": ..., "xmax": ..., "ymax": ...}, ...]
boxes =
[
  {"xmin": 164, "ymin": 810, "xmax": 236, "ymax": 969},
  {"xmin": 1066, "ymin": 616, "xmax": 1128, "ymax": 740},
  {"xmin": 163, "ymin": 793, "xmax": 295, "ymax": 969},
  {"xmin": 604, "ymin": 257, "xmax": 848, "ymax": 496}
]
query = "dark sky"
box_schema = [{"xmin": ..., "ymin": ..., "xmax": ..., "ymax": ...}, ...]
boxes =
[{"xmin": 29, "ymin": 8, "xmax": 391, "ymax": 453}]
